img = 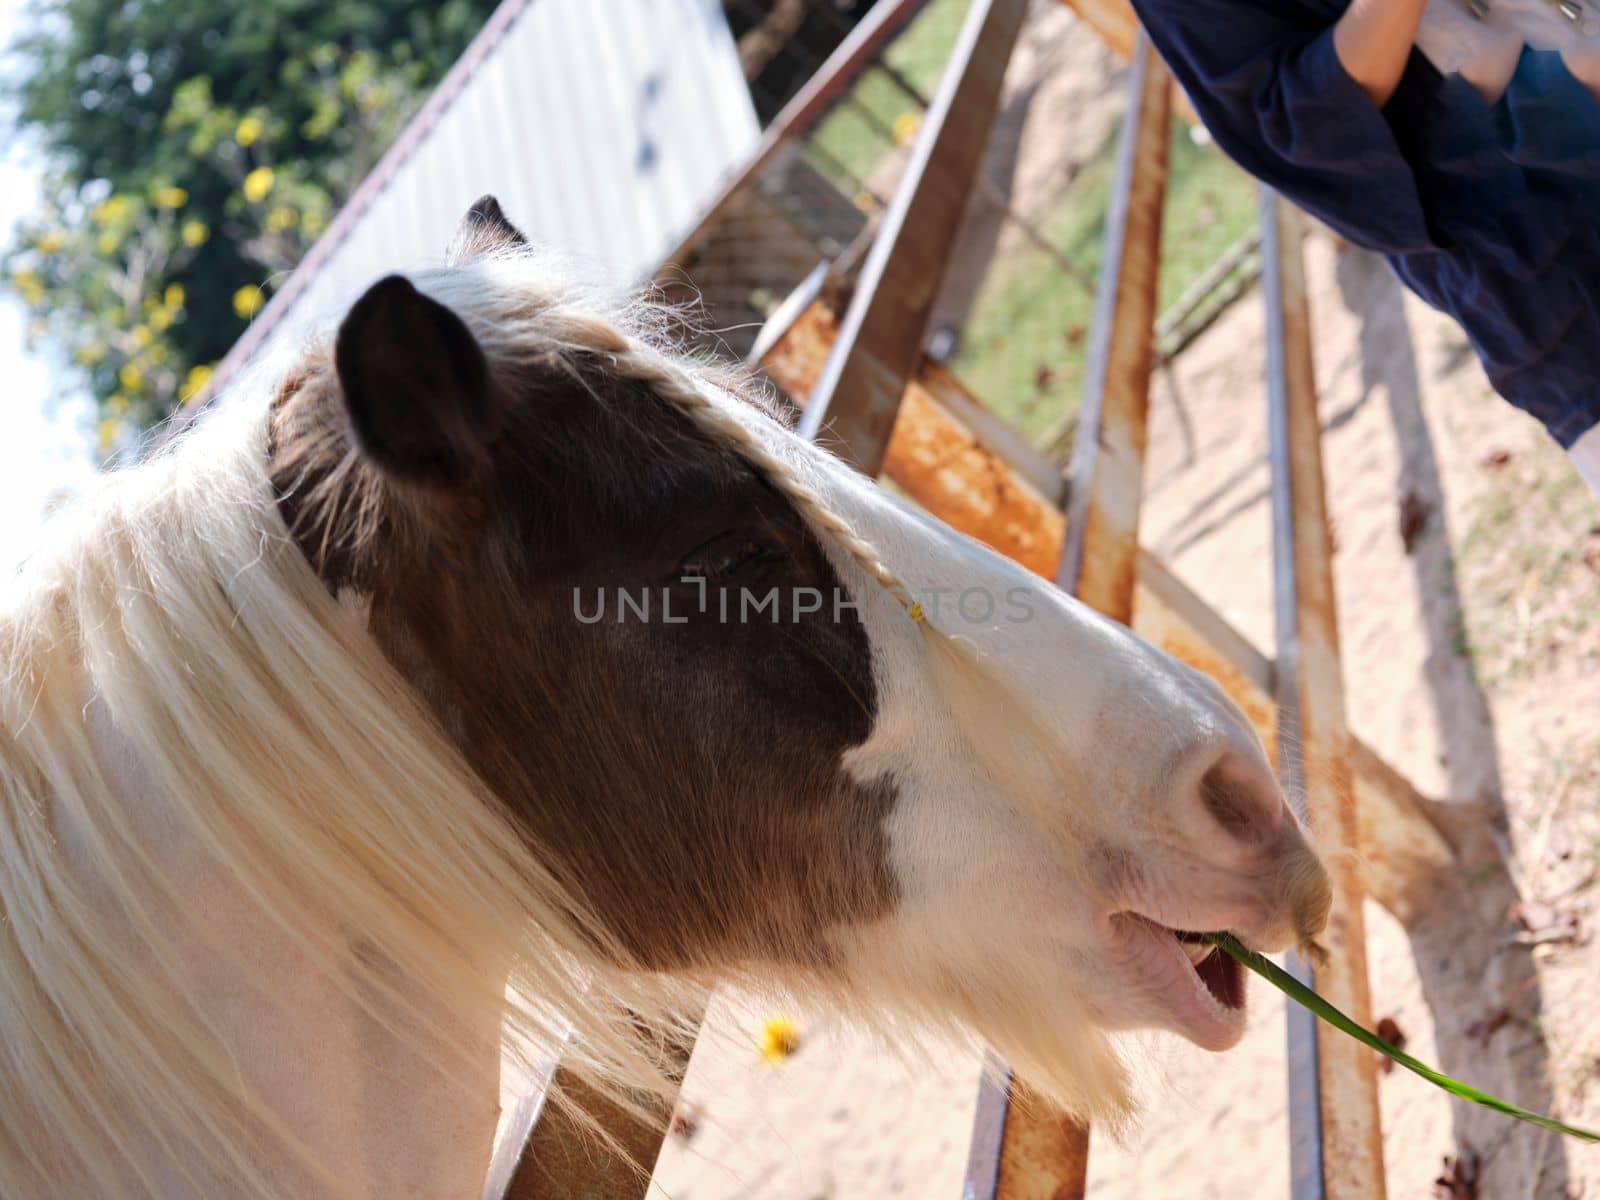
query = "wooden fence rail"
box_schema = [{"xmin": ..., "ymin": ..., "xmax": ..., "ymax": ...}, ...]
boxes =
[{"xmin": 1262, "ymin": 190, "xmax": 1386, "ymax": 1200}]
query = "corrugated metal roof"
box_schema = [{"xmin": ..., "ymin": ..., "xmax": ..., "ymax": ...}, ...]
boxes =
[{"xmin": 213, "ymin": 0, "xmax": 757, "ymax": 388}]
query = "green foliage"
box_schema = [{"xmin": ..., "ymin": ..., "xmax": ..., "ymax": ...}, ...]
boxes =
[{"xmin": 2, "ymin": 0, "xmax": 497, "ymax": 445}]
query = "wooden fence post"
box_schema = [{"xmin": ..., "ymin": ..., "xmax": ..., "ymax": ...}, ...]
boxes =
[{"xmin": 1262, "ymin": 188, "xmax": 1387, "ymax": 1200}]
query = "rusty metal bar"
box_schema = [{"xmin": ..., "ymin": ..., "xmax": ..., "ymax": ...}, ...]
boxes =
[
  {"xmin": 498, "ymin": 1006, "xmax": 703, "ymax": 1200},
  {"xmin": 963, "ymin": 1064, "xmax": 1092, "ymax": 1200},
  {"xmin": 832, "ymin": 68, "xmax": 1098, "ymax": 297},
  {"xmin": 1262, "ymin": 187, "xmax": 1387, "ymax": 1200},
  {"xmin": 796, "ymin": 0, "xmax": 1031, "ymax": 473},
  {"xmin": 1055, "ymin": 0, "xmax": 1200, "ymax": 123},
  {"xmin": 657, "ymin": 0, "xmax": 930, "ymax": 277},
  {"xmin": 1058, "ymin": 0, "xmax": 1141, "ymax": 60},
  {"xmin": 1056, "ymin": 30, "xmax": 1171, "ymax": 603},
  {"xmin": 964, "ymin": 32, "xmax": 1171, "ymax": 1199}
]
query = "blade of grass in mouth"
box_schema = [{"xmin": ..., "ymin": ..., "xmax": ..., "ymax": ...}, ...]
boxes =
[{"xmin": 1205, "ymin": 932, "xmax": 1600, "ymax": 1143}]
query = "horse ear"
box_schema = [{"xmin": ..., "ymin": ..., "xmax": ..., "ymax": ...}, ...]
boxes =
[
  {"xmin": 447, "ymin": 194, "xmax": 529, "ymax": 264},
  {"xmin": 334, "ymin": 274, "xmax": 496, "ymax": 484}
]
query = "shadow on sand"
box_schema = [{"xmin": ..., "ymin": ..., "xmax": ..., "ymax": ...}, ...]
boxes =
[{"xmin": 1333, "ymin": 247, "xmax": 1571, "ymax": 1198}]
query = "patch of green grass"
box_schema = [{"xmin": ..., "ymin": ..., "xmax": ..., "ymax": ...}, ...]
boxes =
[
  {"xmin": 946, "ymin": 148, "xmax": 1107, "ymax": 444},
  {"xmin": 808, "ymin": 0, "xmax": 967, "ymax": 193},
  {"xmin": 800, "ymin": 14, "xmax": 1260, "ymax": 448},
  {"xmin": 1157, "ymin": 124, "xmax": 1261, "ymax": 311},
  {"xmin": 949, "ymin": 119, "xmax": 1259, "ymax": 445}
]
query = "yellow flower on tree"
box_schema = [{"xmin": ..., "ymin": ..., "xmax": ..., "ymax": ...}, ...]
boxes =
[
  {"xmin": 96, "ymin": 231, "xmax": 118, "ymax": 256},
  {"xmin": 181, "ymin": 363, "xmax": 213, "ymax": 404},
  {"xmin": 242, "ymin": 166, "xmax": 275, "ymax": 204},
  {"xmin": 96, "ymin": 417, "xmax": 122, "ymax": 456},
  {"xmin": 92, "ymin": 195, "xmax": 130, "ymax": 225},
  {"xmin": 265, "ymin": 206, "xmax": 297, "ymax": 232},
  {"xmin": 35, "ymin": 230, "xmax": 65, "ymax": 254},
  {"xmin": 131, "ymin": 324, "xmax": 152, "ymax": 348},
  {"xmin": 181, "ymin": 220, "xmax": 209, "ymax": 248},
  {"xmin": 235, "ymin": 115, "xmax": 264, "ymax": 147},
  {"xmin": 107, "ymin": 393, "xmax": 130, "ymax": 415},
  {"xmin": 150, "ymin": 308, "xmax": 174, "ymax": 332},
  {"xmin": 164, "ymin": 283, "xmax": 185, "ymax": 309},
  {"xmin": 153, "ymin": 185, "xmax": 188, "ymax": 209},
  {"xmin": 118, "ymin": 363, "xmax": 143, "ymax": 392},
  {"xmin": 758, "ymin": 1015, "xmax": 800, "ymax": 1065},
  {"xmin": 10, "ymin": 268, "xmax": 44, "ymax": 306},
  {"xmin": 233, "ymin": 284, "xmax": 265, "ymax": 318}
]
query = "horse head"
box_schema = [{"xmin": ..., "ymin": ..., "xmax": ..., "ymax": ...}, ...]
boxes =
[{"xmin": 268, "ymin": 196, "xmax": 1332, "ymax": 1122}]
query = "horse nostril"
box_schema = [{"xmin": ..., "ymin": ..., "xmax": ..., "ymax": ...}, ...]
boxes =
[{"xmin": 1198, "ymin": 750, "xmax": 1285, "ymax": 847}]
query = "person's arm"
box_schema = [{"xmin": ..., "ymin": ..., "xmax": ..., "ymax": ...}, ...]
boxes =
[
  {"xmin": 1128, "ymin": 0, "xmax": 1439, "ymax": 257},
  {"xmin": 1333, "ymin": 0, "xmax": 1429, "ymax": 108}
]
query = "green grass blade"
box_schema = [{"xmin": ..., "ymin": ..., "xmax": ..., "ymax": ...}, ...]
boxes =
[{"xmin": 1206, "ymin": 932, "xmax": 1599, "ymax": 1143}]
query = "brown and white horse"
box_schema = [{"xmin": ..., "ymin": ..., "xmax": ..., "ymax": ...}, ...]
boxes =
[{"xmin": 0, "ymin": 198, "xmax": 1330, "ymax": 1199}]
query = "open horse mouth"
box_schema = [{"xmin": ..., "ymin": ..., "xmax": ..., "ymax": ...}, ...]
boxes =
[
  {"xmin": 1114, "ymin": 913, "xmax": 1248, "ymax": 1051},
  {"xmin": 1174, "ymin": 929, "xmax": 1245, "ymax": 1009}
]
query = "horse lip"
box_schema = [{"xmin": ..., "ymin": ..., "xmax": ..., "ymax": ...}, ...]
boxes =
[{"xmin": 1112, "ymin": 912, "xmax": 1249, "ymax": 1052}]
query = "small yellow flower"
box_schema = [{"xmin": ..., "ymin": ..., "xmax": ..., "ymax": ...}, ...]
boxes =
[
  {"xmin": 147, "ymin": 343, "xmax": 168, "ymax": 365},
  {"xmin": 35, "ymin": 230, "xmax": 65, "ymax": 254},
  {"xmin": 301, "ymin": 209, "xmax": 326, "ymax": 236},
  {"xmin": 181, "ymin": 219, "xmax": 210, "ymax": 247},
  {"xmin": 76, "ymin": 342, "xmax": 107, "ymax": 367},
  {"xmin": 150, "ymin": 308, "xmax": 174, "ymax": 332},
  {"xmin": 153, "ymin": 185, "xmax": 188, "ymax": 209},
  {"xmin": 107, "ymin": 393, "xmax": 130, "ymax": 415},
  {"xmin": 97, "ymin": 417, "xmax": 121, "ymax": 455},
  {"xmin": 164, "ymin": 282, "xmax": 185, "ymax": 309},
  {"xmin": 92, "ymin": 195, "xmax": 130, "ymax": 225},
  {"xmin": 892, "ymin": 111, "xmax": 921, "ymax": 146},
  {"xmin": 232, "ymin": 284, "xmax": 264, "ymax": 318},
  {"xmin": 96, "ymin": 231, "xmax": 118, "ymax": 256},
  {"xmin": 758, "ymin": 1015, "xmax": 800, "ymax": 1065},
  {"xmin": 181, "ymin": 363, "xmax": 213, "ymax": 404},
  {"xmin": 118, "ymin": 362, "xmax": 143, "ymax": 391},
  {"xmin": 241, "ymin": 165, "xmax": 275, "ymax": 204},
  {"xmin": 131, "ymin": 324, "xmax": 152, "ymax": 348},
  {"xmin": 235, "ymin": 114, "xmax": 264, "ymax": 147},
  {"xmin": 265, "ymin": 205, "xmax": 296, "ymax": 232},
  {"xmin": 10, "ymin": 268, "xmax": 43, "ymax": 306}
]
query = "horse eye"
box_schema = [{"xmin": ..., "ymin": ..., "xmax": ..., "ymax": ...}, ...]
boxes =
[{"xmin": 676, "ymin": 532, "xmax": 781, "ymax": 581}]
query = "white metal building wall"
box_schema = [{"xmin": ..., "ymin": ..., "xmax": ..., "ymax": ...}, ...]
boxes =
[{"xmin": 218, "ymin": 0, "xmax": 757, "ymax": 383}]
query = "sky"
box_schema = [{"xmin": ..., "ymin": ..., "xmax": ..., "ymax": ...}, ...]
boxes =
[{"xmin": 0, "ymin": 0, "xmax": 96, "ymax": 571}]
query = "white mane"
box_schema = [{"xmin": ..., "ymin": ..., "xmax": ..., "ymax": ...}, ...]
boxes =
[{"xmin": 0, "ymin": 285, "xmax": 704, "ymax": 1197}]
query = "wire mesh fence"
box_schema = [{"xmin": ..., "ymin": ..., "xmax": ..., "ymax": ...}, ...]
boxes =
[{"xmin": 674, "ymin": 0, "xmax": 1262, "ymax": 463}]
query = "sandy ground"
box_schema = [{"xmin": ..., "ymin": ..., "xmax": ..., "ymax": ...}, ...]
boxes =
[{"xmin": 648, "ymin": 11, "xmax": 1600, "ymax": 1200}]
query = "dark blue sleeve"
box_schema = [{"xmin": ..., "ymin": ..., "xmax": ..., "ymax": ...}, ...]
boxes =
[{"xmin": 1130, "ymin": 0, "xmax": 1440, "ymax": 256}]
